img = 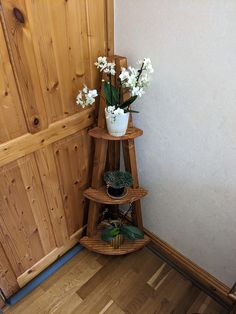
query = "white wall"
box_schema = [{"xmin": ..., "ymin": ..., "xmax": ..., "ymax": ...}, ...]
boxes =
[{"xmin": 115, "ymin": 0, "xmax": 236, "ymax": 287}]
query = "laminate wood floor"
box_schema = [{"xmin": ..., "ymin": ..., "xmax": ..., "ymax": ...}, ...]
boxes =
[{"xmin": 3, "ymin": 248, "xmax": 228, "ymax": 314}]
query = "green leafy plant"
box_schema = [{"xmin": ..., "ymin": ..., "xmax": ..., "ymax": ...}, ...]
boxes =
[
  {"xmin": 104, "ymin": 171, "xmax": 133, "ymax": 189},
  {"xmin": 101, "ymin": 203, "xmax": 144, "ymax": 243},
  {"xmin": 101, "ymin": 220, "xmax": 144, "ymax": 242}
]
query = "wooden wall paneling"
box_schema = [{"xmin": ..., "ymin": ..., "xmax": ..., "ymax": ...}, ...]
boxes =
[
  {"xmin": 105, "ymin": 0, "xmax": 114, "ymax": 56},
  {"xmin": 18, "ymin": 155, "xmax": 56, "ymax": 255},
  {"xmin": 85, "ymin": 0, "xmax": 107, "ymax": 87},
  {"xmin": 0, "ymin": 21, "xmax": 27, "ymax": 143},
  {"xmin": 0, "ymin": 0, "xmax": 114, "ymax": 299},
  {"xmin": 35, "ymin": 145, "xmax": 69, "ymax": 247},
  {"xmin": 0, "ymin": 108, "xmax": 95, "ymax": 168},
  {"xmin": 0, "ymin": 158, "xmax": 45, "ymax": 277},
  {"xmin": 53, "ymin": 129, "xmax": 92, "ymax": 236},
  {"xmin": 47, "ymin": 0, "xmax": 85, "ymax": 116},
  {"xmin": 0, "ymin": 243, "xmax": 19, "ymax": 298},
  {"xmin": 24, "ymin": 0, "xmax": 64, "ymax": 124},
  {"xmin": 78, "ymin": 0, "xmax": 92, "ymax": 86},
  {"xmin": 1, "ymin": 0, "xmax": 48, "ymax": 132}
]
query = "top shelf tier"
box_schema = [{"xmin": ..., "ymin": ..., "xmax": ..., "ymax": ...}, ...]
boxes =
[{"xmin": 88, "ymin": 127, "xmax": 143, "ymax": 141}]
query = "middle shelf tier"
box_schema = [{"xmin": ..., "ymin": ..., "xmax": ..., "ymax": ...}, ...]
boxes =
[{"xmin": 83, "ymin": 186, "xmax": 148, "ymax": 204}]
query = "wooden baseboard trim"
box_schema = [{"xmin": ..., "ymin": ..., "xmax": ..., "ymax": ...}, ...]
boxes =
[{"xmin": 144, "ymin": 227, "xmax": 234, "ymax": 307}]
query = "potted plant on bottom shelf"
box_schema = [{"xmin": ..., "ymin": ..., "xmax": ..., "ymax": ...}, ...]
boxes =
[
  {"xmin": 101, "ymin": 202, "xmax": 144, "ymax": 249},
  {"xmin": 101, "ymin": 220, "xmax": 144, "ymax": 249},
  {"xmin": 104, "ymin": 170, "xmax": 133, "ymax": 199},
  {"xmin": 76, "ymin": 56, "xmax": 154, "ymax": 137}
]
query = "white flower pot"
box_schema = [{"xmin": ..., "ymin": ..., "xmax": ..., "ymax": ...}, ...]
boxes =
[{"xmin": 105, "ymin": 110, "xmax": 129, "ymax": 137}]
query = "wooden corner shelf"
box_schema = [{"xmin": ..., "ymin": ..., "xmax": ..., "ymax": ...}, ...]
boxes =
[
  {"xmin": 80, "ymin": 225, "xmax": 151, "ymax": 255},
  {"xmin": 88, "ymin": 127, "xmax": 143, "ymax": 141},
  {"xmin": 83, "ymin": 56, "xmax": 149, "ymax": 255},
  {"xmin": 83, "ymin": 186, "xmax": 148, "ymax": 205}
]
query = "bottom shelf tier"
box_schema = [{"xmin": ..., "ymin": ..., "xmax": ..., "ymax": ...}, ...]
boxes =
[{"xmin": 80, "ymin": 226, "xmax": 150, "ymax": 256}]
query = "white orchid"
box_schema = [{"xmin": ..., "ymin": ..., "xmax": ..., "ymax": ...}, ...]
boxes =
[
  {"xmin": 105, "ymin": 106, "xmax": 124, "ymax": 116},
  {"xmin": 95, "ymin": 57, "xmax": 116, "ymax": 75},
  {"xmin": 119, "ymin": 59, "xmax": 153, "ymax": 98},
  {"xmin": 138, "ymin": 57, "xmax": 154, "ymax": 74},
  {"xmin": 77, "ymin": 56, "xmax": 153, "ymax": 114},
  {"xmin": 94, "ymin": 56, "xmax": 108, "ymax": 72},
  {"xmin": 119, "ymin": 68, "xmax": 129, "ymax": 81},
  {"xmin": 131, "ymin": 86, "xmax": 145, "ymax": 97},
  {"xmin": 103, "ymin": 62, "xmax": 116, "ymax": 75},
  {"xmin": 76, "ymin": 85, "xmax": 98, "ymax": 108}
]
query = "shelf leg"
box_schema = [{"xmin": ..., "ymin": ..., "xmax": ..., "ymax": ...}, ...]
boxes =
[
  {"xmin": 87, "ymin": 139, "xmax": 108, "ymax": 236},
  {"xmin": 122, "ymin": 139, "xmax": 143, "ymax": 230}
]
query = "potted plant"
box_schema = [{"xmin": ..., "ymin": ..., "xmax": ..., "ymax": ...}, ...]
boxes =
[
  {"xmin": 76, "ymin": 56, "xmax": 153, "ymax": 136},
  {"xmin": 104, "ymin": 171, "xmax": 133, "ymax": 199},
  {"xmin": 101, "ymin": 219, "xmax": 144, "ymax": 249}
]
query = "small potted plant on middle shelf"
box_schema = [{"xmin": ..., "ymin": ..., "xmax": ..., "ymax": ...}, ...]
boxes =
[
  {"xmin": 104, "ymin": 170, "xmax": 133, "ymax": 199},
  {"xmin": 101, "ymin": 220, "xmax": 144, "ymax": 249}
]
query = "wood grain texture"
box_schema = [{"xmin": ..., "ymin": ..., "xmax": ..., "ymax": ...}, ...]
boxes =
[
  {"xmin": 0, "ymin": 243, "xmax": 19, "ymax": 297},
  {"xmin": 0, "ymin": 156, "xmax": 45, "ymax": 277},
  {"xmin": 17, "ymin": 226, "xmax": 86, "ymax": 288},
  {"xmin": 53, "ymin": 130, "xmax": 92, "ymax": 236},
  {"xmin": 0, "ymin": 0, "xmax": 113, "ymax": 298},
  {"xmin": 84, "ymin": 186, "xmax": 148, "ymax": 205},
  {"xmin": 2, "ymin": 248, "xmax": 228, "ymax": 313},
  {"xmin": 0, "ymin": 21, "xmax": 27, "ymax": 143},
  {"xmin": 123, "ymin": 139, "xmax": 143, "ymax": 229},
  {"xmin": 1, "ymin": 0, "xmax": 109, "ymax": 127},
  {"xmin": 0, "ymin": 107, "xmax": 94, "ymax": 168},
  {"xmin": 1, "ymin": 0, "xmax": 49, "ymax": 132},
  {"xmin": 88, "ymin": 127, "xmax": 143, "ymax": 141},
  {"xmin": 80, "ymin": 225, "xmax": 150, "ymax": 256},
  {"xmin": 35, "ymin": 145, "xmax": 69, "ymax": 247}
]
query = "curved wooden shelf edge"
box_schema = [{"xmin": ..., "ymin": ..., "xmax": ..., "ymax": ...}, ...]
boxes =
[
  {"xmin": 83, "ymin": 186, "xmax": 148, "ymax": 205},
  {"xmin": 88, "ymin": 127, "xmax": 143, "ymax": 141},
  {"xmin": 80, "ymin": 231, "xmax": 150, "ymax": 256}
]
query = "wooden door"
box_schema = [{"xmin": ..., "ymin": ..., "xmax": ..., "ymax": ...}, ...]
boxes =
[{"xmin": 0, "ymin": 0, "xmax": 114, "ymax": 300}]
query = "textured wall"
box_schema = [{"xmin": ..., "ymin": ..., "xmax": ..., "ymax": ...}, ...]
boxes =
[{"xmin": 115, "ymin": 0, "xmax": 236, "ymax": 286}]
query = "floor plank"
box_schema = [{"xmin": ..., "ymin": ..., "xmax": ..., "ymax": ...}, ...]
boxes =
[{"xmin": 3, "ymin": 248, "xmax": 228, "ymax": 314}]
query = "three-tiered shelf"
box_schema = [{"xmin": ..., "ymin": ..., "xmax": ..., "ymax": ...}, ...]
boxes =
[{"xmin": 80, "ymin": 56, "xmax": 150, "ymax": 255}]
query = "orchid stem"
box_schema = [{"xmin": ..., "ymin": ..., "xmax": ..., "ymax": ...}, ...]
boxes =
[{"xmin": 109, "ymin": 73, "xmax": 113, "ymax": 107}]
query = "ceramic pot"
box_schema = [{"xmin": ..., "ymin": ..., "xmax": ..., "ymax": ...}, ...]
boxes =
[
  {"xmin": 105, "ymin": 109, "xmax": 129, "ymax": 137},
  {"xmin": 107, "ymin": 186, "xmax": 125, "ymax": 198}
]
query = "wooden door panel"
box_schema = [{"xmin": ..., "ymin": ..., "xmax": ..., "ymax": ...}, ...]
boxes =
[
  {"xmin": 0, "ymin": 243, "xmax": 19, "ymax": 297},
  {"xmin": 0, "ymin": 157, "xmax": 46, "ymax": 277},
  {"xmin": 0, "ymin": 22, "xmax": 27, "ymax": 143},
  {"xmin": 0, "ymin": 0, "xmax": 113, "ymax": 303},
  {"xmin": 18, "ymin": 155, "xmax": 56, "ymax": 254},
  {"xmin": 1, "ymin": 0, "xmax": 49, "ymax": 132},
  {"xmin": 1, "ymin": 0, "xmax": 108, "ymax": 127},
  {"xmin": 35, "ymin": 145, "xmax": 69, "ymax": 247},
  {"xmin": 53, "ymin": 130, "xmax": 92, "ymax": 236}
]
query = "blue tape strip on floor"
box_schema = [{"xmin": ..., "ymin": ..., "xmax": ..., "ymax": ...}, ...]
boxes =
[{"xmin": 6, "ymin": 244, "xmax": 83, "ymax": 306}]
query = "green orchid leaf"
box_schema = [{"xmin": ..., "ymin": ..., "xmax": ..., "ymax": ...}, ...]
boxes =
[
  {"xmin": 125, "ymin": 109, "xmax": 140, "ymax": 114},
  {"xmin": 119, "ymin": 96, "xmax": 138, "ymax": 109},
  {"xmin": 121, "ymin": 225, "xmax": 144, "ymax": 240},
  {"xmin": 101, "ymin": 226, "xmax": 120, "ymax": 242},
  {"xmin": 103, "ymin": 81, "xmax": 112, "ymax": 106},
  {"xmin": 111, "ymin": 86, "xmax": 119, "ymax": 104}
]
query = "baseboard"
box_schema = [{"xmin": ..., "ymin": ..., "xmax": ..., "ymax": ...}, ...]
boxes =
[{"xmin": 144, "ymin": 227, "xmax": 234, "ymax": 307}]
